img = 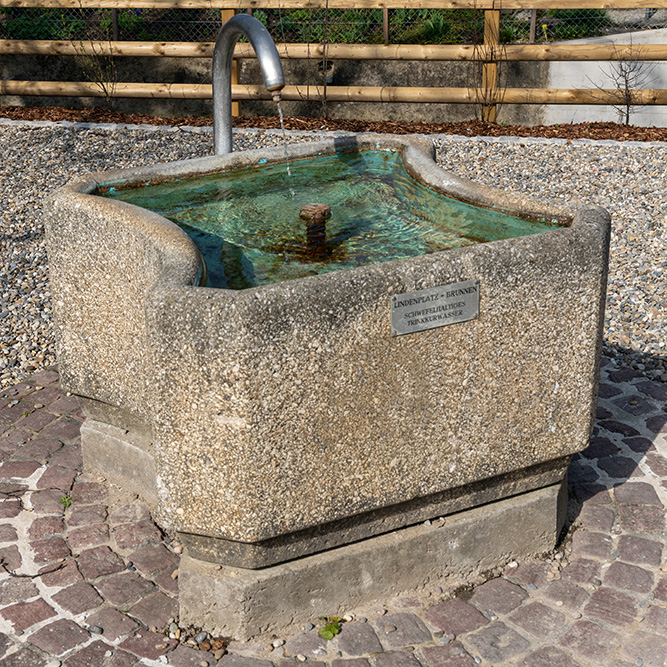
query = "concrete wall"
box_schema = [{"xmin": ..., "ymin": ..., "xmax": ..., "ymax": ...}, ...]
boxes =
[
  {"xmin": 545, "ymin": 27, "xmax": 667, "ymax": 126},
  {"xmin": 239, "ymin": 57, "xmax": 548, "ymax": 125},
  {"xmin": 1, "ymin": 29, "xmax": 666, "ymax": 126},
  {"xmin": 0, "ymin": 54, "xmax": 214, "ymax": 117},
  {"xmin": 0, "ymin": 51, "xmax": 547, "ymax": 125}
]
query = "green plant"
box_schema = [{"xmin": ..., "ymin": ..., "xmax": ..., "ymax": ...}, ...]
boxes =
[
  {"xmin": 421, "ymin": 13, "xmax": 451, "ymax": 43},
  {"xmin": 0, "ymin": 8, "xmax": 84, "ymax": 40},
  {"xmin": 318, "ymin": 616, "xmax": 343, "ymax": 640},
  {"xmin": 65, "ymin": 5, "xmax": 119, "ymax": 111},
  {"xmin": 548, "ymin": 9, "xmax": 609, "ymax": 41},
  {"xmin": 59, "ymin": 494, "xmax": 72, "ymax": 509},
  {"xmin": 391, "ymin": 9, "xmax": 482, "ymax": 45},
  {"xmin": 99, "ymin": 8, "xmax": 143, "ymax": 36}
]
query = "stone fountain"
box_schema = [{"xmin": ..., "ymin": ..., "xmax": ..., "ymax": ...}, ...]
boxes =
[{"xmin": 44, "ymin": 131, "xmax": 610, "ymax": 638}]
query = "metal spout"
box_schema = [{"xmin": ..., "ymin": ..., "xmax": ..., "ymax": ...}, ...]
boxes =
[{"xmin": 213, "ymin": 14, "xmax": 285, "ymax": 154}]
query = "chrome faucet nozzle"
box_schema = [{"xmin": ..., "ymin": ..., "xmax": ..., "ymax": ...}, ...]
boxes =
[{"xmin": 213, "ymin": 15, "xmax": 285, "ymax": 154}]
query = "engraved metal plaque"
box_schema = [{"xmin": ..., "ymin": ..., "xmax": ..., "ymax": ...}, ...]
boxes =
[{"xmin": 391, "ymin": 279, "xmax": 480, "ymax": 336}]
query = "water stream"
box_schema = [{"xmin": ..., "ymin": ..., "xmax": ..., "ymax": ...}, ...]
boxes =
[{"xmin": 276, "ymin": 100, "xmax": 294, "ymax": 196}]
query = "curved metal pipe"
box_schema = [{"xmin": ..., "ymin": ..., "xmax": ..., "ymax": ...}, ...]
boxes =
[{"xmin": 213, "ymin": 14, "xmax": 285, "ymax": 154}]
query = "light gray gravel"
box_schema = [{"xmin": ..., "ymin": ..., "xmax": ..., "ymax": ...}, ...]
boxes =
[{"xmin": 0, "ymin": 121, "xmax": 664, "ymax": 389}]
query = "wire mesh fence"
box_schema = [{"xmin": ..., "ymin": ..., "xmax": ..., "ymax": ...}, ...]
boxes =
[{"xmin": 1, "ymin": 7, "xmax": 667, "ymax": 44}]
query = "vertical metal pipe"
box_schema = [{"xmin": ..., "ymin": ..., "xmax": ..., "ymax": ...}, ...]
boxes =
[{"xmin": 212, "ymin": 14, "xmax": 285, "ymax": 154}]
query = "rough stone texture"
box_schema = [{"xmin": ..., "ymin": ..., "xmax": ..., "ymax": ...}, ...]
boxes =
[
  {"xmin": 27, "ymin": 619, "xmax": 89, "ymax": 655},
  {"xmin": 0, "ymin": 580, "xmax": 38, "ymax": 606},
  {"xmin": 179, "ymin": 457, "xmax": 567, "ymax": 568},
  {"xmin": 80, "ymin": 420, "xmax": 158, "ymax": 509},
  {"xmin": 284, "ymin": 633, "xmax": 327, "ymax": 657},
  {"xmin": 128, "ymin": 590, "xmax": 178, "ymax": 629},
  {"xmin": 421, "ymin": 643, "xmax": 476, "ymax": 667},
  {"xmin": 62, "ymin": 641, "xmax": 138, "ymax": 667},
  {"xmin": 557, "ymin": 620, "xmax": 619, "ymax": 661},
  {"xmin": 0, "ymin": 648, "xmax": 48, "ymax": 666},
  {"xmin": 128, "ymin": 544, "xmax": 178, "ymax": 576},
  {"xmin": 179, "ymin": 482, "xmax": 565, "ymax": 640},
  {"xmin": 336, "ymin": 623, "xmax": 382, "ymax": 656},
  {"xmin": 76, "ymin": 546, "xmax": 125, "ymax": 579},
  {"xmin": 468, "ymin": 578, "xmax": 528, "ymax": 615},
  {"xmin": 45, "ymin": 135, "xmax": 610, "ymax": 562},
  {"xmin": 507, "ymin": 602, "xmax": 567, "ymax": 637},
  {"xmin": 542, "ymin": 580, "xmax": 589, "ymax": 611},
  {"xmin": 0, "ymin": 599, "xmax": 56, "ymax": 632},
  {"xmin": 67, "ymin": 523, "xmax": 110, "ymax": 549},
  {"xmin": 604, "ymin": 561, "xmax": 654, "ymax": 593},
  {"xmin": 39, "ymin": 560, "xmax": 82, "ymax": 587},
  {"xmin": 112, "ymin": 521, "xmax": 162, "ymax": 549},
  {"xmin": 68, "ymin": 505, "xmax": 108, "ymax": 527},
  {"xmin": 84, "ymin": 608, "xmax": 139, "ymax": 641},
  {"xmin": 51, "ymin": 581, "xmax": 103, "ymax": 614},
  {"xmin": 119, "ymin": 630, "xmax": 177, "ymax": 660},
  {"xmin": 616, "ymin": 535, "xmax": 663, "ymax": 566},
  {"xmin": 622, "ymin": 631, "xmax": 667, "ymax": 667},
  {"xmin": 465, "ymin": 622, "xmax": 530, "ymax": 663},
  {"xmin": 519, "ymin": 646, "xmax": 582, "ymax": 667},
  {"xmin": 426, "ymin": 599, "xmax": 489, "ymax": 637},
  {"xmin": 167, "ymin": 643, "xmax": 217, "ymax": 667},
  {"xmin": 94, "ymin": 572, "xmax": 155, "ymax": 606},
  {"xmin": 583, "ymin": 587, "xmax": 637, "ymax": 626},
  {"xmin": 30, "ymin": 537, "xmax": 70, "ymax": 563}
]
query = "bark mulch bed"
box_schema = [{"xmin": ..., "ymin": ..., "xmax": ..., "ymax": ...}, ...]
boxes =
[{"xmin": 2, "ymin": 105, "xmax": 666, "ymax": 142}]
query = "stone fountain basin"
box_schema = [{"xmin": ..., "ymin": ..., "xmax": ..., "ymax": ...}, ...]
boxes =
[{"xmin": 45, "ymin": 134, "xmax": 610, "ymax": 569}]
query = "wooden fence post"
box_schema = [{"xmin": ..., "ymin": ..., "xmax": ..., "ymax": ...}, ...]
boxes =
[
  {"xmin": 221, "ymin": 8, "xmax": 240, "ymax": 116},
  {"xmin": 482, "ymin": 8, "xmax": 500, "ymax": 122},
  {"xmin": 529, "ymin": 9, "xmax": 537, "ymax": 43}
]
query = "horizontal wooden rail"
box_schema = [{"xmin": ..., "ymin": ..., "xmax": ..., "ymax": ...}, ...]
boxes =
[
  {"xmin": 2, "ymin": 0, "xmax": 667, "ymax": 10},
  {"xmin": 3, "ymin": 79, "xmax": 667, "ymax": 104},
  {"xmin": 4, "ymin": 40, "xmax": 667, "ymax": 62}
]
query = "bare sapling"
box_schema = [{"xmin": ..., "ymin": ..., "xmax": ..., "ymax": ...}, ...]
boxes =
[
  {"xmin": 68, "ymin": 5, "xmax": 118, "ymax": 111},
  {"xmin": 591, "ymin": 40, "xmax": 655, "ymax": 126}
]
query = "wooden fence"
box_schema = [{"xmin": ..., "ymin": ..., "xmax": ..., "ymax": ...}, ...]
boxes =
[{"xmin": 2, "ymin": 0, "xmax": 667, "ymax": 122}]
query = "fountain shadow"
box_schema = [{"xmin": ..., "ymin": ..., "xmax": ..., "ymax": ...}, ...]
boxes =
[{"xmin": 562, "ymin": 345, "xmax": 666, "ymax": 544}]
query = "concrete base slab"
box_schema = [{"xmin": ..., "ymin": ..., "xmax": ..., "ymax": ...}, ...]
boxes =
[
  {"xmin": 179, "ymin": 478, "xmax": 567, "ymax": 640},
  {"xmin": 179, "ymin": 456, "xmax": 569, "ymax": 568},
  {"xmin": 80, "ymin": 418, "xmax": 158, "ymax": 509}
]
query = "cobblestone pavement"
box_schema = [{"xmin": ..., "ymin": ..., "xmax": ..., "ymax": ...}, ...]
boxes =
[{"xmin": 0, "ymin": 359, "xmax": 665, "ymax": 667}]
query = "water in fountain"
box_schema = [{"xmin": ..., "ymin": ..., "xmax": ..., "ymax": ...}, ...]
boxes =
[{"xmin": 104, "ymin": 150, "xmax": 565, "ymax": 290}]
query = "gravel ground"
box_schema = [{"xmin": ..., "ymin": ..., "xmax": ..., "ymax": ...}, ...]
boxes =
[{"xmin": 0, "ymin": 122, "xmax": 664, "ymax": 388}]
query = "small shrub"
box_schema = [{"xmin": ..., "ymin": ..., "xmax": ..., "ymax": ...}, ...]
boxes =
[{"xmin": 549, "ymin": 9, "xmax": 610, "ymax": 41}]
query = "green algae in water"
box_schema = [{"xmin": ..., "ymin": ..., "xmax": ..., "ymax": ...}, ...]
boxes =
[{"xmin": 104, "ymin": 150, "xmax": 562, "ymax": 289}]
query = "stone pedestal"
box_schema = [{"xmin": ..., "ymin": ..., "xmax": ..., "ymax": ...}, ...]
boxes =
[{"xmin": 178, "ymin": 479, "xmax": 567, "ymax": 641}]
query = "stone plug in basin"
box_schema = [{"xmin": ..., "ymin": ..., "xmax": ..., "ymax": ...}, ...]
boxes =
[{"xmin": 45, "ymin": 134, "xmax": 610, "ymax": 639}]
